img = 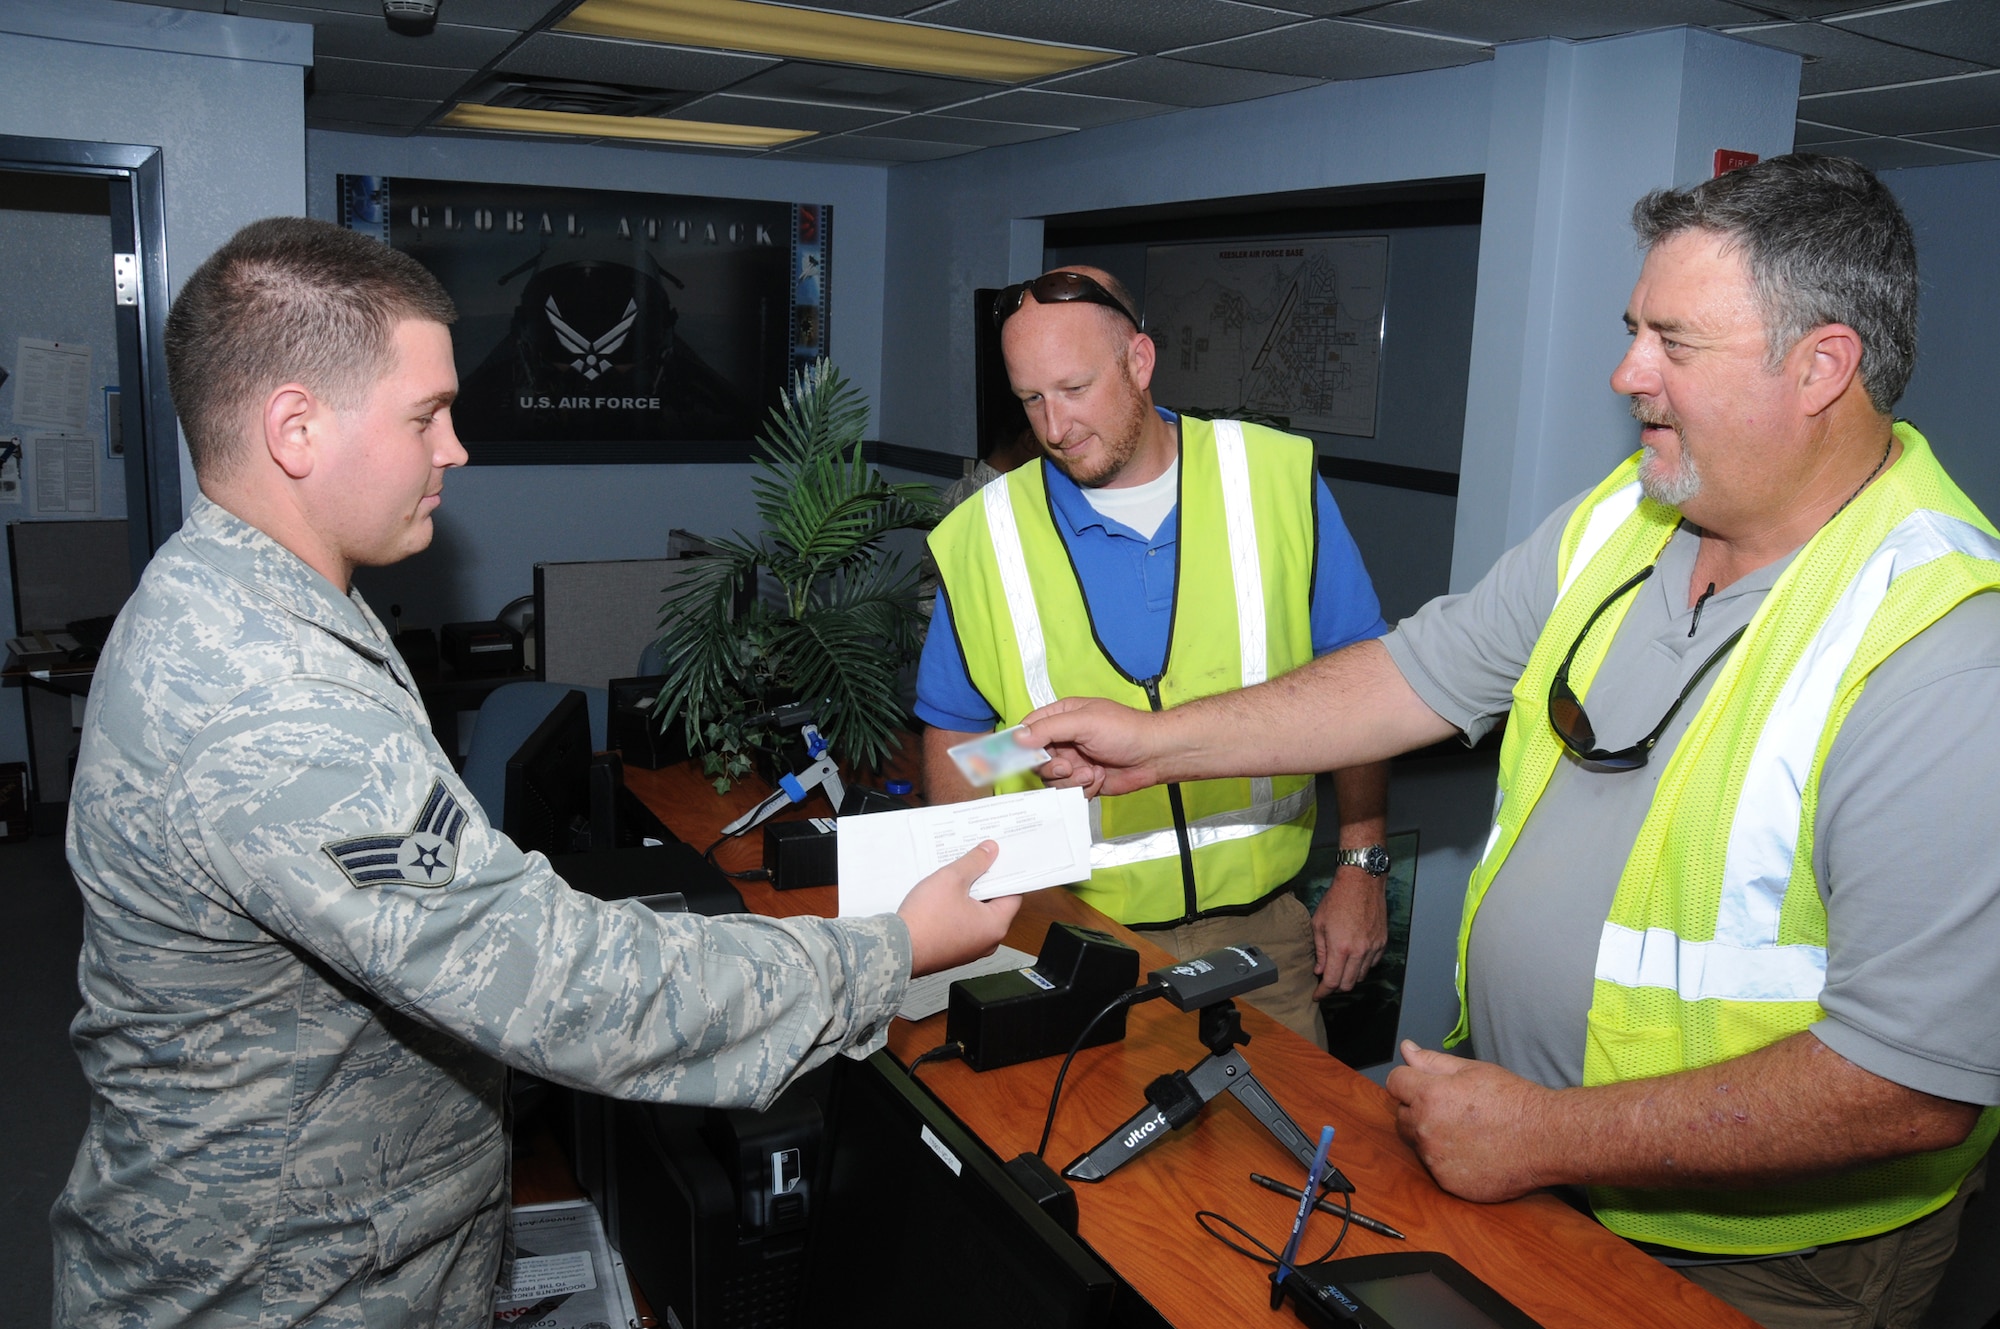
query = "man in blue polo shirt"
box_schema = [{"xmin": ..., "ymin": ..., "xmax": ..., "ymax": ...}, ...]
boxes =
[{"xmin": 919, "ymin": 266, "xmax": 1391, "ymax": 1047}]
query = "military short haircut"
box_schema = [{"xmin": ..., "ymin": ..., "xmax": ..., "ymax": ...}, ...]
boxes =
[
  {"xmin": 1631, "ymin": 153, "xmax": 1917, "ymax": 413},
  {"xmin": 165, "ymin": 216, "xmax": 456, "ymax": 479}
]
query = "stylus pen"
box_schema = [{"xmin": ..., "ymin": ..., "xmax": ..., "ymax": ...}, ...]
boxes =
[
  {"xmin": 1271, "ymin": 1126, "xmax": 1337, "ymax": 1310},
  {"xmin": 1250, "ymin": 1172, "xmax": 1409, "ymax": 1241}
]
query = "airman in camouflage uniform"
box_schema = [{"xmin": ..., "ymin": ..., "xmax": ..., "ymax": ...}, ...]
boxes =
[{"xmin": 52, "ymin": 217, "xmax": 1016, "ymax": 1327}]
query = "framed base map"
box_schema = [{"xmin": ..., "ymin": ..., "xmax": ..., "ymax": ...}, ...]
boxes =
[
  {"xmin": 338, "ymin": 175, "xmax": 831, "ymax": 464},
  {"xmin": 1144, "ymin": 236, "xmax": 1387, "ymax": 438}
]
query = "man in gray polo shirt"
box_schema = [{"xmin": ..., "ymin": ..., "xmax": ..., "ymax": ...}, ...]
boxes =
[{"xmin": 1019, "ymin": 155, "xmax": 2000, "ymax": 1329}]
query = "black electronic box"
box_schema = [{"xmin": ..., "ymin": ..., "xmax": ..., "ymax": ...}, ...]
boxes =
[
  {"xmin": 440, "ymin": 619, "xmax": 522, "ymax": 673},
  {"xmin": 1282, "ymin": 1251, "xmax": 1544, "ymax": 1329}
]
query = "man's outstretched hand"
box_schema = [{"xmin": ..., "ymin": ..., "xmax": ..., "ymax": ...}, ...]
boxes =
[
  {"xmin": 897, "ymin": 841, "xmax": 1022, "ymax": 976},
  {"xmin": 1018, "ymin": 697, "xmax": 1167, "ymax": 798}
]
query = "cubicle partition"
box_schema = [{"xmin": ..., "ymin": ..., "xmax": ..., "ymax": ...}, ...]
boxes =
[{"xmin": 534, "ymin": 557, "xmax": 685, "ymax": 691}]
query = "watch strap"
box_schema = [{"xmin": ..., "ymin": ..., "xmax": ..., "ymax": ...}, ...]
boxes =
[{"xmin": 1333, "ymin": 844, "xmax": 1391, "ymax": 876}]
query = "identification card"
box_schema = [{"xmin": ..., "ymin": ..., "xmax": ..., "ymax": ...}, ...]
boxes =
[{"xmin": 947, "ymin": 724, "xmax": 1050, "ymax": 787}]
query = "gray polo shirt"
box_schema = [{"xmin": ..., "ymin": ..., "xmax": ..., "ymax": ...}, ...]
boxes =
[{"xmin": 1384, "ymin": 493, "xmax": 2000, "ymax": 1107}]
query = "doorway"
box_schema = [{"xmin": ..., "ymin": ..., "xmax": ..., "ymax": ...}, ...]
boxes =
[{"xmin": 0, "ymin": 134, "xmax": 175, "ymax": 811}]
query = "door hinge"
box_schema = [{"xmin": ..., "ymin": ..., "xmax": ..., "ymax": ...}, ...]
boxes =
[{"xmin": 113, "ymin": 253, "xmax": 139, "ymax": 307}]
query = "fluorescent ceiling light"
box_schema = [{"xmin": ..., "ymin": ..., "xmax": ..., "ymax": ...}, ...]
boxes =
[
  {"xmin": 561, "ymin": 0, "xmax": 1115, "ymax": 83},
  {"xmin": 440, "ymin": 102, "xmax": 811, "ymax": 147}
]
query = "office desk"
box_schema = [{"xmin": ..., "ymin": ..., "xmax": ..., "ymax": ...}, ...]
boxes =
[{"xmin": 622, "ymin": 759, "xmax": 1752, "ymax": 1329}]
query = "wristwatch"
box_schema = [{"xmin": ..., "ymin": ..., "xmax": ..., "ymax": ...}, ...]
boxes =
[{"xmin": 1334, "ymin": 844, "xmax": 1392, "ymax": 877}]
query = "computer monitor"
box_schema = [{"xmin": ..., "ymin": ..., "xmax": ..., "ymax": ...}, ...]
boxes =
[
  {"xmin": 503, "ymin": 688, "xmax": 593, "ymax": 857},
  {"xmin": 804, "ymin": 1051, "xmax": 1120, "ymax": 1328}
]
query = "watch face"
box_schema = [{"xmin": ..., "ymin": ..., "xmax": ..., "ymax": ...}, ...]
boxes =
[{"xmin": 1361, "ymin": 846, "xmax": 1391, "ymax": 876}]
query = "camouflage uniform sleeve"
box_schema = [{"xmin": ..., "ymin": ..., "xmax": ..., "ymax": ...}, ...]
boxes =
[{"xmin": 171, "ymin": 674, "xmax": 911, "ymax": 1109}]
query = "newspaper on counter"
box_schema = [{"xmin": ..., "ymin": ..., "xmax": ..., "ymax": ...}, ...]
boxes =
[{"xmin": 493, "ymin": 1199, "xmax": 639, "ymax": 1329}]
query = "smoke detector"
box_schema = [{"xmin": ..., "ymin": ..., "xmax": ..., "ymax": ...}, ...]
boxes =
[{"xmin": 384, "ymin": 0, "xmax": 439, "ymax": 35}]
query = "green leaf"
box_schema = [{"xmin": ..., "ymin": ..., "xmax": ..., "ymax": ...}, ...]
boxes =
[{"xmin": 663, "ymin": 359, "xmax": 937, "ymax": 775}]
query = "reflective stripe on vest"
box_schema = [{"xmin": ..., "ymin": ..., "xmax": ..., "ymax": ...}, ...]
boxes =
[
  {"xmin": 981, "ymin": 479, "xmax": 1057, "ymax": 710},
  {"xmin": 1214, "ymin": 420, "xmax": 1279, "ymax": 815},
  {"xmin": 1558, "ymin": 479, "xmax": 1643, "ymax": 602},
  {"xmin": 980, "ymin": 419, "xmax": 1296, "ymax": 868},
  {"xmin": 1089, "ymin": 781, "xmax": 1317, "ymax": 869},
  {"xmin": 1593, "ymin": 506, "xmax": 2000, "ymax": 1004}
]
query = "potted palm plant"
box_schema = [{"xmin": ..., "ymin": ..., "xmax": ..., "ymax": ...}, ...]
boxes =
[{"xmin": 650, "ymin": 360, "xmax": 939, "ymax": 792}]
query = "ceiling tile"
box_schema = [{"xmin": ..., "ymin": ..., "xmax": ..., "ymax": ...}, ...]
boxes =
[
  {"xmin": 1832, "ymin": 0, "xmax": 2000, "ymax": 69},
  {"xmin": 311, "ymin": 55, "xmax": 476, "ymax": 98},
  {"xmin": 720, "ymin": 61, "xmax": 1000, "ymax": 111},
  {"xmin": 303, "ymin": 92, "xmax": 440, "ymax": 127},
  {"xmin": 913, "ymin": 0, "xmax": 1296, "ymax": 57},
  {"xmin": 776, "ymin": 134, "xmax": 981, "ymax": 161},
  {"xmin": 1793, "ymin": 116, "xmax": 1860, "ymax": 144},
  {"xmin": 496, "ymin": 32, "xmax": 778, "ymax": 88},
  {"xmin": 804, "ymin": 0, "xmax": 941, "ymax": 12},
  {"xmin": 308, "ymin": 118, "xmax": 416, "ymax": 137},
  {"xmin": 937, "ymin": 86, "xmax": 1176, "ymax": 127},
  {"xmin": 1718, "ymin": 1, "xmax": 1903, "ymax": 14},
  {"xmin": 461, "ymin": 74, "xmax": 699, "ymax": 116},
  {"xmin": 1252, "ymin": 0, "xmax": 1409, "ymax": 14},
  {"xmin": 1909, "ymin": 122, "xmax": 2000, "ymax": 156},
  {"xmin": 1042, "ymin": 54, "xmax": 1325, "ymax": 106},
  {"xmin": 1800, "ymin": 71, "xmax": 2000, "ymax": 137},
  {"xmin": 854, "ymin": 114, "xmax": 1072, "ymax": 143},
  {"xmin": 235, "ymin": 0, "xmax": 385, "ymax": 16},
  {"xmin": 1720, "ymin": 21, "xmax": 1983, "ymax": 95},
  {"xmin": 1801, "ymin": 134, "xmax": 1996, "ymax": 170},
  {"xmin": 670, "ymin": 92, "xmax": 899, "ymax": 131},
  {"xmin": 1355, "ymin": 0, "xmax": 1769, "ymax": 43},
  {"xmin": 238, "ymin": 0, "xmax": 562, "ymax": 23},
  {"xmin": 1169, "ymin": 19, "xmax": 1491, "ymax": 81},
  {"xmin": 232, "ymin": 3, "xmax": 519, "ymax": 67},
  {"xmin": 579, "ymin": 136, "xmax": 766, "ymax": 156}
]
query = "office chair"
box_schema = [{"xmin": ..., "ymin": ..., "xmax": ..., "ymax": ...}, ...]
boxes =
[{"xmin": 459, "ymin": 681, "xmax": 607, "ymax": 825}]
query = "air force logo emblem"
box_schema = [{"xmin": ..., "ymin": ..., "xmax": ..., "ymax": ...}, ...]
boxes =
[
  {"xmin": 324, "ymin": 780, "xmax": 469, "ymax": 890},
  {"xmin": 546, "ymin": 295, "xmax": 636, "ymax": 381}
]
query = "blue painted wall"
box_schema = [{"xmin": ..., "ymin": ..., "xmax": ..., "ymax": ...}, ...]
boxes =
[
  {"xmin": 1453, "ymin": 29, "xmax": 1800, "ymax": 592},
  {"xmin": 1882, "ymin": 158, "xmax": 2000, "ymax": 520}
]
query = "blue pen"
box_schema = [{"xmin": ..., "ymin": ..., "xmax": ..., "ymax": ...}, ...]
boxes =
[{"xmin": 1270, "ymin": 1125, "xmax": 1336, "ymax": 1309}]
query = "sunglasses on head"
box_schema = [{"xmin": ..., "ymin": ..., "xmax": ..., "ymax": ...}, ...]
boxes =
[
  {"xmin": 992, "ymin": 271, "xmax": 1141, "ymax": 331},
  {"xmin": 1547, "ymin": 564, "xmax": 1745, "ymax": 771}
]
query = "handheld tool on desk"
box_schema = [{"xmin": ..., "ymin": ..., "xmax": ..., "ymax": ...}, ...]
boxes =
[
  {"xmin": 1063, "ymin": 949, "xmax": 1344, "ymax": 1188},
  {"xmin": 1280, "ymin": 1251, "xmax": 1546, "ymax": 1328},
  {"xmin": 1271, "ymin": 1126, "xmax": 1338, "ymax": 1308},
  {"xmin": 1250, "ymin": 1173, "xmax": 1404, "ymax": 1240},
  {"xmin": 720, "ymin": 722, "xmax": 844, "ymax": 836}
]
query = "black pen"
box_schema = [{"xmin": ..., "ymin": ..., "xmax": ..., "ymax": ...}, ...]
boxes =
[{"xmin": 1250, "ymin": 1172, "xmax": 1407, "ymax": 1240}]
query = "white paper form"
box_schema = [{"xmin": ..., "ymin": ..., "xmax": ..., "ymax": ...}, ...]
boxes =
[
  {"xmin": 897, "ymin": 945, "xmax": 1035, "ymax": 1021},
  {"xmin": 30, "ymin": 433, "xmax": 97, "ymax": 514},
  {"xmin": 493, "ymin": 1200, "xmax": 637, "ymax": 1329},
  {"xmin": 0, "ymin": 437, "xmax": 21, "ymax": 506},
  {"xmin": 13, "ymin": 339, "xmax": 92, "ymax": 431},
  {"xmin": 836, "ymin": 787, "xmax": 1092, "ymax": 918}
]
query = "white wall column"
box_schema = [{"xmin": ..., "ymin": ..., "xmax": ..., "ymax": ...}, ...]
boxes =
[{"xmin": 1450, "ymin": 28, "xmax": 1800, "ymax": 591}]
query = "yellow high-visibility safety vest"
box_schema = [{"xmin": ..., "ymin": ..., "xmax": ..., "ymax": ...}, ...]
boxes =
[
  {"xmin": 929, "ymin": 417, "xmax": 1319, "ymax": 926},
  {"xmin": 1451, "ymin": 423, "xmax": 2000, "ymax": 1253}
]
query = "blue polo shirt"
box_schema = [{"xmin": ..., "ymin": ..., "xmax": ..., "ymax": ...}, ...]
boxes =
[{"xmin": 916, "ymin": 421, "xmax": 1388, "ymax": 734}]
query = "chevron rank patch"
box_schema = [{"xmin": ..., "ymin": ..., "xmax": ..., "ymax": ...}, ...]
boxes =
[{"xmin": 323, "ymin": 779, "xmax": 469, "ymax": 889}]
